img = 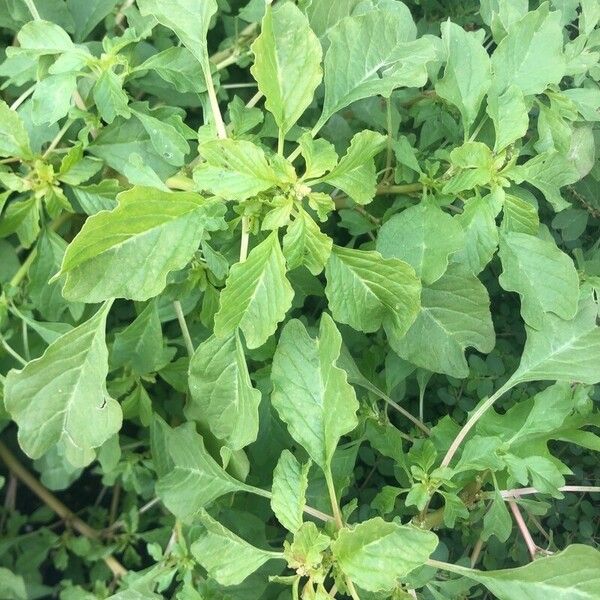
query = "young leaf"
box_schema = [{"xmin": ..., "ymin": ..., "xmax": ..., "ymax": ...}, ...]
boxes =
[
  {"xmin": 271, "ymin": 450, "xmax": 310, "ymax": 533},
  {"xmin": 132, "ymin": 109, "xmax": 190, "ymax": 166},
  {"xmin": 155, "ymin": 422, "xmax": 249, "ymax": 521},
  {"xmin": 318, "ymin": 8, "xmax": 437, "ymax": 127},
  {"xmin": 324, "ymin": 245, "xmax": 421, "ymax": 337},
  {"xmin": 4, "ymin": 302, "xmax": 122, "ymax": 467},
  {"xmin": 482, "ymin": 491, "xmax": 512, "ymax": 542},
  {"xmin": 214, "ymin": 232, "xmax": 294, "ymax": 349},
  {"xmin": 93, "ymin": 69, "xmax": 130, "ymax": 124},
  {"xmin": 186, "ymin": 332, "xmax": 261, "ymax": 452},
  {"xmin": 193, "ymin": 139, "xmax": 283, "ymax": 201},
  {"xmin": 283, "ymin": 208, "xmax": 332, "ymax": 275},
  {"xmin": 60, "ymin": 187, "xmax": 226, "ymax": 302},
  {"xmin": 377, "ymin": 203, "xmax": 465, "ymax": 285},
  {"xmin": 387, "ymin": 265, "xmax": 495, "ymax": 378},
  {"xmin": 318, "ymin": 130, "xmax": 387, "ymax": 205},
  {"xmin": 191, "ymin": 510, "xmax": 283, "ymax": 586},
  {"xmin": 440, "ymin": 544, "xmax": 600, "ymax": 600},
  {"xmin": 298, "ymin": 135, "xmax": 338, "ymax": 181},
  {"xmin": 498, "ymin": 231, "xmax": 579, "ymax": 329},
  {"xmin": 271, "ymin": 314, "xmax": 359, "ymax": 471},
  {"xmin": 251, "ymin": 2, "xmax": 322, "ymax": 135},
  {"xmin": 331, "ymin": 518, "xmax": 438, "ymax": 592},
  {"xmin": 436, "ymin": 21, "xmax": 491, "ymax": 135},
  {"xmin": 511, "ymin": 286, "xmax": 600, "ymax": 385}
]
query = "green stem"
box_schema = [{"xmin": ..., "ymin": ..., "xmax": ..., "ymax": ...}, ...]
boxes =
[
  {"xmin": 376, "ymin": 183, "xmax": 423, "ymax": 195},
  {"xmin": 277, "ymin": 129, "xmax": 285, "ymax": 156},
  {"xmin": 239, "ymin": 216, "xmax": 250, "ymax": 262},
  {"xmin": 0, "ymin": 333, "xmax": 27, "ymax": 366},
  {"xmin": 173, "ymin": 300, "xmax": 194, "ymax": 357},
  {"xmin": 345, "ymin": 578, "xmax": 361, "ymax": 600},
  {"xmin": 202, "ymin": 60, "xmax": 227, "ymax": 140},
  {"xmin": 440, "ymin": 379, "xmax": 514, "ymax": 468},
  {"xmin": 23, "ymin": 0, "xmax": 40, "ymax": 20},
  {"xmin": 325, "ymin": 469, "xmax": 344, "ymax": 529}
]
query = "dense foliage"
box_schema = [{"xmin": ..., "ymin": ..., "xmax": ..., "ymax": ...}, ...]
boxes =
[{"xmin": 0, "ymin": 0, "xmax": 599, "ymax": 598}]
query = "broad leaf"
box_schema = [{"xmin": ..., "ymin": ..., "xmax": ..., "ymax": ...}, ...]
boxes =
[
  {"xmin": 4, "ymin": 302, "xmax": 121, "ymax": 467},
  {"xmin": 324, "ymin": 245, "xmax": 421, "ymax": 337},
  {"xmin": 191, "ymin": 511, "xmax": 283, "ymax": 586},
  {"xmin": 319, "ymin": 130, "xmax": 387, "ymax": 204},
  {"xmin": 377, "ymin": 203, "xmax": 464, "ymax": 285},
  {"xmin": 487, "ymin": 84, "xmax": 530, "ymax": 153},
  {"xmin": 388, "ymin": 265, "xmax": 495, "ymax": 378},
  {"xmin": 453, "ymin": 194, "xmax": 501, "ymax": 275},
  {"xmin": 214, "ymin": 232, "xmax": 294, "ymax": 349},
  {"xmin": 436, "ymin": 21, "xmax": 491, "ymax": 135},
  {"xmin": 251, "ymin": 3, "xmax": 322, "ymax": 135},
  {"xmin": 271, "ymin": 450, "xmax": 310, "ymax": 533},
  {"xmin": 186, "ymin": 332, "xmax": 261, "ymax": 451},
  {"xmin": 491, "ymin": 3, "xmax": 565, "ymax": 96},
  {"xmin": 332, "ymin": 517, "xmax": 438, "ymax": 592},
  {"xmin": 511, "ymin": 286, "xmax": 600, "ymax": 385},
  {"xmin": 271, "ymin": 314, "xmax": 359, "ymax": 471},
  {"xmin": 283, "ymin": 208, "xmax": 332, "ymax": 275},
  {"xmin": 498, "ymin": 232, "xmax": 579, "ymax": 329},
  {"xmin": 193, "ymin": 139, "xmax": 283, "ymax": 201},
  {"xmin": 60, "ymin": 187, "xmax": 225, "ymax": 302},
  {"xmin": 111, "ymin": 301, "xmax": 169, "ymax": 375},
  {"xmin": 137, "ymin": 0, "xmax": 217, "ymax": 66},
  {"xmin": 0, "ymin": 100, "xmax": 32, "ymax": 159},
  {"xmin": 155, "ymin": 422, "xmax": 249, "ymax": 521},
  {"xmin": 318, "ymin": 8, "xmax": 437, "ymax": 128},
  {"xmin": 440, "ymin": 544, "xmax": 600, "ymax": 600}
]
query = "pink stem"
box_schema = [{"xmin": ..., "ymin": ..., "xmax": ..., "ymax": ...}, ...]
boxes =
[{"xmin": 508, "ymin": 500, "xmax": 538, "ymax": 561}]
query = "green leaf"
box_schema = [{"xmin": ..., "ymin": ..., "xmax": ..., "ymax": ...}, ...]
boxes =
[
  {"xmin": 137, "ymin": 0, "xmax": 217, "ymax": 65},
  {"xmin": 491, "ymin": 3, "xmax": 565, "ymax": 97},
  {"xmin": 271, "ymin": 450, "xmax": 310, "ymax": 533},
  {"xmin": 318, "ymin": 9, "xmax": 438, "ymax": 128},
  {"xmin": 298, "ymin": 134, "xmax": 338, "ymax": 180},
  {"xmin": 324, "ymin": 245, "xmax": 421, "ymax": 337},
  {"xmin": 155, "ymin": 422, "xmax": 249, "ymax": 520},
  {"xmin": 498, "ymin": 232, "xmax": 579, "ymax": 329},
  {"xmin": 508, "ymin": 152, "xmax": 581, "ymax": 211},
  {"xmin": 331, "ymin": 517, "xmax": 438, "ymax": 592},
  {"xmin": 283, "ymin": 208, "xmax": 332, "ymax": 275},
  {"xmin": 487, "ymin": 84, "xmax": 530, "ymax": 153},
  {"xmin": 377, "ymin": 203, "xmax": 465, "ymax": 285},
  {"xmin": 4, "ymin": 302, "xmax": 122, "ymax": 467},
  {"xmin": 0, "ymin": 100, "xmax": 32, "ymax": 159},
  {"xmin": 453, "ymin": 194, "xmax": 501, "ymax": 275},
  {"xmin": 28, "ymin": 229, "xmax": 83, "ymax": 322},
  {"xmin": 250, "ymin": 2, "xmax": 322, "ymax": 135},
  {"xmin": 193, "ymin": 139, "xmax": 283, "ymax": 201},
  {"xmin": 93, "ymin": 69, "xmax": 130, "ymax": 124},
  {"xmin": 135, "ymin": 47, "xmax": 206, "ymax": 94},
  {"xmin": 502, "ymin": 193, "xmax": 540, "ymax": 234},
  {"xmin": 319, "ymin": 130, "xmax": 387, "ymax": 204},
  {"xmin": 191, "ymin": 510, "xmax": 282, "ymax": 586},
  {"xmin": 132, "ymin": 109, "xmax": 190, "ymax": 167},
  {"xmin": 436, "ymin": 21, "xmax": 491, "ymax": 135},
  {"xmin": 441, "ymin": 544, "xmax": 600, "ymax": 600},
  {"xmin": 511, "ymin": 286, "xmax": 600, "ymax": 385},
  {"xmin": 60, "ymin": 187, "xmax": 225, "ymax": 302},
  {"xmin": 214, "ymin": 232, "xmax": 294, "ymax": 349},
  {"xmin": 111, "ymin": 301, "xmax": 169, "ymax": 375},
  {"xmin": 271, "ymin": 314, "xmax": 359, "ymax": 471},
  {"xmin": 387, "ymin": 265, "xmax": 495, "ymax": 378},
  {"xmin": 67, "ymin": 0, "xmax": 119, "ymax": 42},
  {"xmin": 13, "ymin": 20, "xmax": 74, "ymax": 55},
  {"xmin": 0, "ymin": 568, "xmax": 26, "ymax": 600},
  {"xmin": 186, "ymin": 332, "xmax": 261, "ymax": 452},
  {"xmin": 482, "ymin": 491, "xmax": 512, "ymax": 542}
]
